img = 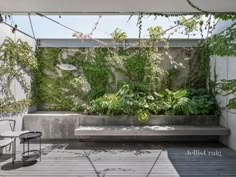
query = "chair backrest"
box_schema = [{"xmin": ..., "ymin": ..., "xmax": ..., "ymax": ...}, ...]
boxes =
[{"xmin": 0, "ymin": 119, "xmax": 16, "ymax": 135}]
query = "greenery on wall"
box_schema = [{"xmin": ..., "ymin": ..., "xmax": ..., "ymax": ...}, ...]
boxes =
[
  {"xmin": 67, "ymin": 48, "xmax": 114, "ymax": 99},
  {"xmin": 33, "ymin": 48, "xmax": 86, "ymax": 110},
  {"xmin": 1, "ymin": 11, "xmax": 235, "ymax": 120},
  {"xmin": 207, "ymin": 17, "xmax": 236, "ymax": 109},
  {"xmin": 34, "ymin": 26, "xmax": 191, "ymax": 113},
  {"xmin": 0, "ymin": 37, "xmax": 37, "ymax": 112},
  {"xmin": 169, "ymin": 14, "xmax": 236, "ymax": 110},
  {"xmin": 32, "ymin": 15, "xmax": 232, "ymax": 120},
  {"xmin": 33, "ymin": 32, "xmax": 217, "ymax": 122},
  {"xmin": 217, "ymin": 79, "xmax": 236, "ymax": 109}
]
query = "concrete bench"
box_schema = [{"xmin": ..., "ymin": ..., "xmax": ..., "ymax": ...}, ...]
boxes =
[{"xmin": 74, "ymin": 125, "xmax": 230, "ymax": 140}]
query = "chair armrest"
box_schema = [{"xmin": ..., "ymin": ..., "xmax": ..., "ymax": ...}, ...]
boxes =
[
  {"xmin": 0, "ymin": 138, "xmax": 13, "ymax": 148},
  {"xmin": 0, "ymin": 130, "xmax": 30, "ymax": 138}
]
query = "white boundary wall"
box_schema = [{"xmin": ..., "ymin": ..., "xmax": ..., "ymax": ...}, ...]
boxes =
[
  {"xmin": 0, "ymin": 23, "xmax": 35, "ymax": 132},
  {"xmin": 211, "ymin": 20, "xmax": 236, "ymax": 151}
]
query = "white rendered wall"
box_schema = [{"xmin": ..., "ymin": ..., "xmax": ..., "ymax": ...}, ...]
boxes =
[
  {"xmin": 0, "ymin": 23, "xmax": 36, "ymax": 132},
  {"xmin": 211, "ymin": 20, "xmax": 236, "ymax": 151},
  {"xmin": 210, "ymin": 56, "xmax": 236, "ymax": 150}
]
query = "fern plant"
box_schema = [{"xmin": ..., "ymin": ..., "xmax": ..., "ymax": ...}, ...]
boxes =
[
  {"xmin": 173, "ymin": 97, "xmax": 198, "ymax": 115},
  {"xmin": 163, "ymin": 89, "xmax": 215, "ymax": 115}
]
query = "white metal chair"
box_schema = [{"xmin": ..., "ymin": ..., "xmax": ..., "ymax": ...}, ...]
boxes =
[{"xmin": 0, "ymin": 119, "xmax": 29, "ymax": 163}]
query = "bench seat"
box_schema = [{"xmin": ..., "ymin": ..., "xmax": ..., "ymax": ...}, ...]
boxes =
[{"xmin": 75, "ymin": 125, "xmax": 230, "ymax": 137}]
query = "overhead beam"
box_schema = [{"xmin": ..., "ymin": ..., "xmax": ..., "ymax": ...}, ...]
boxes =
[
  {"xmin": 0, "ymin": 0, "xmax": 235, "ymax": 15},
  {"xmin": 37, "ymin": 38, "xmax": 202, "ymax": 48}
]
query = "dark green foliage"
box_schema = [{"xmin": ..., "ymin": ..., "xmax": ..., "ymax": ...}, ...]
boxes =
[
  {"xmin": 186, "ymin": 47, "xmax": 208, "ymax": 89},
  {"xmin": 162, "ymin": 89, "xmax": 197, "ymax": 115},
  {"xmin": 34, "ymin": 45, "xmax": 217, "ymax": 117},
  {"xmin": 33, "ymin": 48, "xmax": 78, "ymax": 110},
  {"xmin": 187, "ymin": 89, "xmax": 217, "ymax": 115},
  {"xmin": 161, "ymin": 89, "xmax": 217, "ymax": 115},
  {"xmin": 159, "ymin": 88, "xmax": 217, "ymax": 115},
  {"xmin": 228, "ymin": 98, "xmax": 236, "ymax": 109},
  {"xmin": 214, "ymin": 14, "xmax": 236, "ymax": 21},
  {"xmin": 217, "ymin": 79, "xmax": 236, "ymax": 109},
  {"xmin": 34, "ymin": 48, "xmax": 114, "ymax": 110},
  {"xmin": 88, "ymin": 85, "xmax": 217, "ymax": 122},
  {"xmin": 123, "ymin": 52, "xmax": 146, "ymax": 82},
  {"xmin": 208, "ymin": 20, "xmax": 236, "ymax": 110},
  {"xmin": 116, "ymin": 49, "xmax": 149, "ymax": 93},
  {"xmin": 209, "ymin": 30, "xmax": 236, "ymax": 57},
  {"xmin": 89, "ymin": 94, "xmax": 122, "ymax": 115},
  {"xmin": 83, "ymin": 48, "xmax": 110, "ymax": 99},
  {"xmin": 69, "ymin": 48, "xmax": 112, "ymax": 99},
  {"xmin": 88, "ymin": 84, "xmax": 157, "ymax": 122}
]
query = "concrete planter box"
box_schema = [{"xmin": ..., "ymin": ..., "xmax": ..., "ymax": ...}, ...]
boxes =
[
  {"xmin": 79, "ymin": 114, "xmax": 219, "ymax": 126},
  {"xmin": 23, "ymin": 111, "xmax": 80, "ymax": 140},
  {"xmin": 23, "ymin": 111, "xmax": 219, "ymax": 140}
]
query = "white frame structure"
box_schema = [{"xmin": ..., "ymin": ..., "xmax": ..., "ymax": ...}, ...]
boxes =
[{"xmin": 0, "ymin": 0, "xmax": 235, "ymax": 14}]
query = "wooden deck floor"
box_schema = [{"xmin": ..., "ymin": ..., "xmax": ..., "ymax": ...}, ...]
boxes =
[{"xmin": 1, "ymin": 141, "xmax": 236, "ymax": 177}]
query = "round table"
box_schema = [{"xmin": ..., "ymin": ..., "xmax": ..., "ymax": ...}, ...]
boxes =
[{"xmin": 19, "ymin": 131, "xmax": 42, "ymax": 162}]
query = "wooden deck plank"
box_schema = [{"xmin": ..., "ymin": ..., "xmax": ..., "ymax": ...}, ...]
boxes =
[{"xmin": 0, "ymin": 141, "xmax": 236, "ymax": 177}]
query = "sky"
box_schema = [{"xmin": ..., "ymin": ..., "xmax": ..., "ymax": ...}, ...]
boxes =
[{"xmin": 5, "ymin": 15, "xmax": 201, "ymax": 39}]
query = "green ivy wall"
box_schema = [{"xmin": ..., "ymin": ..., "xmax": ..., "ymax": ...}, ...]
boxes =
[{"xmin": 34, "ymin": 47, "xmax": 203, "ymax": 111}]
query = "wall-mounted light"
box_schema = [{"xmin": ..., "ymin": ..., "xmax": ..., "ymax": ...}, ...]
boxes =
[{"xmin": 57, "ymin": 64, "xmax": 77, "ymax": 71}]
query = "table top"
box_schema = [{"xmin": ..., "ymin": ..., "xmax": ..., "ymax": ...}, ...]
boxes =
[{"xmin": 19, "ymin": 131, "xmax": 42, "ymax": 140}]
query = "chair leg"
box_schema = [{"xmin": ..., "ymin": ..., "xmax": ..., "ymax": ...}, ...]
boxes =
[
  {"xmin": 12, "ymin": 139, "xmax": 16, "ymax": 164},
  {"xmin": 11, "ymin": 142, "xmax": 14, "ymax": 164},
  {"xmin": 39, "ymin": 137, "xmax": 41, "ymax": 162},
  {"xmin": 8, "ymin": 142, "xmax": 12, "ymax": 151}
]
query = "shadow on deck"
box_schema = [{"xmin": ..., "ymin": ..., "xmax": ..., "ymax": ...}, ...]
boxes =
[{"xmin": 0, "ymin": 141, "xmax": 236, "ymax": 177}]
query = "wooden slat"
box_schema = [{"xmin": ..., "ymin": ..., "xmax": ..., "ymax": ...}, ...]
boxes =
[{"xmin": 1, "ymin": 142, "xmax": 236, "ymax": 177}]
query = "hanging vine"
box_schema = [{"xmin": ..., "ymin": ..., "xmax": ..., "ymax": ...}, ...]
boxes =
[{"xmin": 0, "ymin": 37, "xmax": 37, "ymax": 112}]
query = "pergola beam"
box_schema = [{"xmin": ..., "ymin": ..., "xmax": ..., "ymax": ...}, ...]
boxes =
[
  {"xmin": 37, "ymin": 38, "xmax": 202, "ymax": 48},
  {"xmin": 0, "ymin": 0, "xmax": 235, "ymax": 15}
]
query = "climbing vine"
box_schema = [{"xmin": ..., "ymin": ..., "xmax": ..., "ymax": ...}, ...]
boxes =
[
  {"xmin": 33, "ymin": 48, "xmax": 87, "ymax": 110},
  {"xmin": 209, "ymin": 20, "xmax": 236, "ymax": 109},
  {"xmin": 68, "ymin": 48, "xmax": 114, "ymax": 99},
  {"xmin": 0, "ymin": 37, "xmax": 37, "ymax": 112},
  {"xmin": 32, "ymin": 13, "xmax": 236, "ymax": 114}
]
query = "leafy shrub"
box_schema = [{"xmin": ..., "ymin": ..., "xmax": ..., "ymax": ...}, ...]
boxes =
[
  {"xmin": 88, "ymin": 85, "xmax": 154, "ymax": 121},
  {"xmin": 88, "ymin": 86, "xmax": 217, "ymax": 122},
  {"xmin": 162, "ymin": 89, "xmax": 217, "ymax": 115},
  {"xmin": 187, "ymin": 89, "xmax": 217, "ymax": 114},
  {"xmin": 162, "ymin": 89, "xmax": 198, "ymax": 115},
  {"xmin": 89, "ymin": 94, "xmax": 122, "ymax": 115},
  {"xmin": 173, "ymin": 97, "xmax": 198, "ymax": 115}
]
